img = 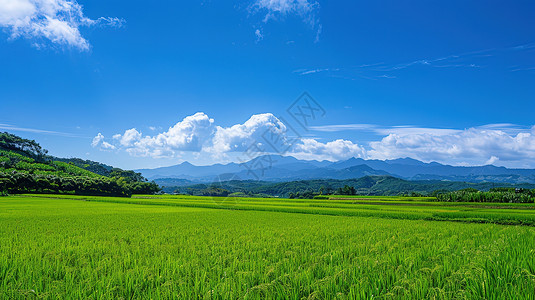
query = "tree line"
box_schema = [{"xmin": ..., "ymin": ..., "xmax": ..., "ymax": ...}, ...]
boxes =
[
  {"xmin": 0, "ymin": 132, "xmax": 160, "ymax": 197},
  {"xmin": 0, "ymin": 168, "xmax": 160, "ymax": 197},
  {"xmin": 435, "ymin": 188, "xmax": 535, "ymax": 203}
]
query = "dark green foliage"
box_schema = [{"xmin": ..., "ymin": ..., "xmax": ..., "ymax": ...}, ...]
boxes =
[
  {"xmin": 337, "ymin": 185, "xmax": 356, "ymax": 195},
  {"xmin": 436, "ymin": 190, "xmax": 535, "ymax": 203},
  {"xmin": 201, "ymin": 187, "xmax": 230, "ymax": 197},
  {"xmin": 171, "ymin": 176, "xmax": 535, "ymax": 198},
  {"xmin": 0, "ymin": 132, "xmax": 161, "ymax": 196},
  {"xmin": 109, "ymin": 169, "xmax": 146, "ymax": 183},
  {"xmin": 0, "ymin": 132, "xmax": 48, "ymax": 161},
  {"xmin": 53, "ymin": 157, "xmax": 114, "ymax": 176},
  {"xmin": 288, "ymin": 190, "xmax": 320, "ymax": 199},
  {"xmin": 0, "ymin": 172, "xmax": 130, "ymax": 196},
  {"xmin": 0, "ymin": 178, "xmax": 9, "ymax": 196}
]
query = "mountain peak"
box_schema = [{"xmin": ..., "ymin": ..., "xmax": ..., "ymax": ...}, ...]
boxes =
[{"xmin": 387, "ymin": 157, "xmax": 427, "ymax": 166}]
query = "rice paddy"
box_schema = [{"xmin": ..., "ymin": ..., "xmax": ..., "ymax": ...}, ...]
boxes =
[{"xmin": 1, "ymin": 194, "xmax": 534, "ymax": 299}]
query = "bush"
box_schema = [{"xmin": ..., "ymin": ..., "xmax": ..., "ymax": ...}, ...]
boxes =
[{"xmin": 436, "ymin": 190, "xmax": 534, "ymax": 203}]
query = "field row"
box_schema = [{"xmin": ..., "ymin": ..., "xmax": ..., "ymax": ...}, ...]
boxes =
[{"xmin": 24, "ymin": 194, "xmax": 535, "ymax": 226}]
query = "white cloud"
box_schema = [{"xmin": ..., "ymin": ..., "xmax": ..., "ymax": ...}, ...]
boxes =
[
  {"xmin": 485, "ymin": 156, "xmax": 499, "ymax": 165},
  {"xmin": 92, "ymin": 112, "xmax": 535, "ymax": 168},
  {"xmin": 253, "ymin": 0, "xmax": 319, "ymax": 25},
  {"xmin": 0, "ymin": 123, "xmax": 77, "ymax": 136},
  {"xmin": 310, "ymin": 123, "xmax": 533, "ymax": 137},
  {"xmin": 117, "ymin": 128, "xmax": 142, "ymax": 147},
  {"xmin": 91, "ymin": 132, "xmax": 104, "ymax": 147},
  {"xmin": 254, "ymin": 28, "xmax": 263, "ymax": 42},
  {"xmin": 95, "ymin": 112, "xmax": 289, "ymax": 159},
  {"xmin": 91, "ymin": 132, "xmax": 116, "ymax": 150},
  {"xmin": 101, "ymin": 141, "xmax": 115, "ymax": 150},
  {"xmin": 367, "ymin": 128, "xmax": 535, "ymax": 167},
  {"xmin": 104, "ymin": 112, "xmax": 215, "ymax": 158},
  {"xmin": 0, "ymin": 0, "xmax": 124, "ymax": 50},
  {"xmin": 310, "ymin": 124, "xmax": 378, "ymax": 132},
  {"xmin": 209, "ymin": 113, "xmax": 286, "ymax": 154},
  {"xmin": 251, "ymin": 0, "xmax": 321, "ymax": 40},
  {"xmin": 374, "ymin": 126, "xmax": 462, "ymax": 136},
  {"xmin": 291, "ymin": 138, "xmax": 366, "ymax": 161}
]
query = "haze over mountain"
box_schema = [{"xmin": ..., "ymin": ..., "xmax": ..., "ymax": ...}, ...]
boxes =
[{"xmin": 137, "ymin": 155, "xmax": 535, "ymax": 184}]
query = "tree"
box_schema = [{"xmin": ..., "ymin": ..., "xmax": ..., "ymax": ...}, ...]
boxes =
[
  {"xmin": 337, "ymin": 185, "xmax": 356, "ymax": 195},
  {"xmin": 0, "ymin": 132, "xmax": 48, "ymax": 161},
  {"xmin": 0, "ymin": 178, "xmax": 11, "ymax": 195}
]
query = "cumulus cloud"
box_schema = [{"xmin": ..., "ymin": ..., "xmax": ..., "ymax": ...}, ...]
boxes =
[
  {"xmin": 100, "ymin": 141, "xmax": 115, "ymax": 150},
  {"xmin": 209, "ymin": 113, "xmax": 287, "ymax": 154},
  {"xmin": 93, "ymin": 112, "xmax": 294, "ymax": 159},
  {"xmin": 91, "ymin": 112, "xmax": 535, "ymax": 168},
  {"xmin": 104, "ymin": 112, "xmax": 215, "ymax": 158},
  {"xmin": 91, "ymin": 132, "xmax": 104, "ymax": 147},
  {"xmin": 291, "ymin": 138, "xmax": 366, "ymax": 161},
  {"xmin": 116, "ymin": 128, "xmax": 142, "ymax": 147},
  {"xmin": 91, "ymin": 132, "xmax": 115, "ymax": 150},
  {"xmin": 0, "ymin": 0, "xmax": 124, "ymax": 50},
  {"xmin": 367, "ymin": 128, "xmax": 535, "ymax": 167}
]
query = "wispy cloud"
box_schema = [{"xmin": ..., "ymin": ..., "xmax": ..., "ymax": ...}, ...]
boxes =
[
  {"xmin": 510, "ymin": 66, "xmax": 535, "ymax": 72},
  {"xmin": 310, "ymin": 124, "xmax": 462, "ymax": 136},
  {"xmin": 294, "ymin": 68, "xmax": 334, "ymax": 75},
  {"xmin": 295, "ymin": 42, "xmax": 535, "ymax": 80},
  {"xmin": 249, "ymin": 0, "xmax": 321, "ymax": 42},
  {"xmin": 311, "ymin": 123, "xmax": 532, "ymax": 137},
  {"xmin": 309, "ymin": 124, "xmax": 378, "ymax": 132},
  {"xmin": 0, "ymin": 0, "xmax": 124, "ymax": 51},
  {"xmin": 254, "ymin": 28, "xmax": 263, "ymax": 42},
  {"xmin": 0, "ymin": 123, "xmax": 79, "ymax": 137}
]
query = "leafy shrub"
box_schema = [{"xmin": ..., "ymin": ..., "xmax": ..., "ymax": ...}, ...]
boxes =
[{"xmin": 436, "ymin": 190, "xmax": 534, "ymax": 203}]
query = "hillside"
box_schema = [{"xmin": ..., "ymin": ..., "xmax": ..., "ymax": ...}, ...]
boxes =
[
  {"xmin": 0, "ymin": 132, "xmax": 159, "ymax": 196},
  {"xmin": 163, "ymin": 175, "xmax": 535, "ymax": 198}
]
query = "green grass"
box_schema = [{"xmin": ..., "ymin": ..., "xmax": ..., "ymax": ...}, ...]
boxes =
[
  {"xmin": 1, "ymin": 195, "xmax": 535, "ymax": 299},
  {"xmin": 34, "ymin": 193, "xmax": 535, "ymax": 226}
]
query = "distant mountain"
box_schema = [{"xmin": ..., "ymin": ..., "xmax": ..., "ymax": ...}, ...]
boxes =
[
  {"xmin": 138, "ymin": 155, "xmax": 334, "ymax": 181},
  {"xmin": 137, "ymin": 161, "xmax": 242, "ymax": 180},
  {"xmin": 327, "ymin": 157, "xmax": 535, "ymax": 179},
  {"xmin": 137, "ymin": 155, "xmax": 535, "ymax": 184}
]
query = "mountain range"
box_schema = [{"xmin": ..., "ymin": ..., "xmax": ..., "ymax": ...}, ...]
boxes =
[{"xmin": 136, "ymin": 155, "xmax": 535, "ymax": 185}]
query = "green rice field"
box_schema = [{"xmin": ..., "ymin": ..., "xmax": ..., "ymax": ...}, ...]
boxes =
[{"xmin": 1, "ymin": 194, "xmax": 535, "ymax": 299}]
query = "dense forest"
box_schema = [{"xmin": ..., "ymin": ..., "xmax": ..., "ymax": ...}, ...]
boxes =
[
  {"xmin": 0, "ymin": 132, "xmax": 160, "ymax": 196},
  {"xmin": 168, "ymin": 176, "xmax": 535, "ymax": 199}
]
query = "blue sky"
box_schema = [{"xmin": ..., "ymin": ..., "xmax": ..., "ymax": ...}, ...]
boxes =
[{"xmin": 1, "ymin": 0, "xmax": 535, "ymax": 169}]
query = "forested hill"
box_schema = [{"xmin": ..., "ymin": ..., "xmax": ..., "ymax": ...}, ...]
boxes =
[
  {"xmin": 0, "ymin": 132, "xmax": 159, "ymax": 196},
  {"xmin": 168, "ymin": 176, "xmax": 535, "ymax": 198}
]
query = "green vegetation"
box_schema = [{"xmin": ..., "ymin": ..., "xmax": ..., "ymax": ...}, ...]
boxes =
[
  {"xmin": 61, "ymin": 194, "xmax": 535, "ymax": 226},
  {"xmin": 436, "ymin": 188, "xmax": 535, "ymax": 203},
  {"xmin": 169, "ymin": 176, "xmax": 535, "ymax": 198},
  {"xmin": 52, "ymin": 157, "xmax": 114, "ymax": 176},
  {"xmin": 1, "ymin": 194, "xmax": 535, "ymax": 298},
  {"xmin": 0, "ymin": 132, "xmax": 160, "ymax": 197}
]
